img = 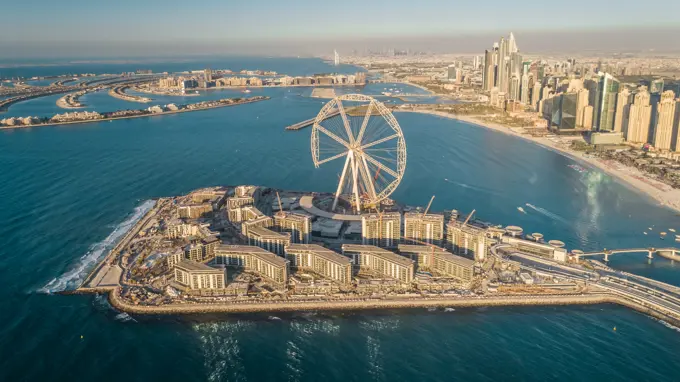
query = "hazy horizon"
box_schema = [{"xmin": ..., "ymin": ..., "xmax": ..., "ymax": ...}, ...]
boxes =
[{"xmin": 3, "ymin": 0, "xmax": 680, "ymax": 59}]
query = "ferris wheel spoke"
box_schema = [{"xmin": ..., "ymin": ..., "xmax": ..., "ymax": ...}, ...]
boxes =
[
  {"xmin": 360, "ymin": 134, "xmax": 400, "ymax": 150},
  {"xmin": 336, "ymin": 100, "xmax": 355, "ymax": 145},
  {"xmin": 356, "ymin": 102, "xmax": 373, "ymax": 144},
  {"xmin": 358, "ymin": 154, "xmax": 378, "ymax": 199},
  {"xmin": 315, "ymin": 124, "xmax": 351, "ymax": 149},
  {"xmin": 316, "ymin": 150, "xmax": 348, "ymax": 165},
  {"xmin": 364, "ymin": 153, "xmax": 399, "ymax": 178}
]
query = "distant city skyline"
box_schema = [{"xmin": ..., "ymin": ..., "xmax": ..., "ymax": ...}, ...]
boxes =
[{"xmin": 2, "ymin": 0, "xmax": 680, "ymax": 58}]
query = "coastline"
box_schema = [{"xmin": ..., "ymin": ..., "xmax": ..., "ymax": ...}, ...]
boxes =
[
  {"xmin": 397, "ymin": 109, "xmax": 680, "ymax": 214},
  {"xmin": 0, "ymin": 97, "xmax": 269, "ymax": 131},
  {"xmin": 98, "ymin": 288, "xmax": 678, "ymax": 326}
]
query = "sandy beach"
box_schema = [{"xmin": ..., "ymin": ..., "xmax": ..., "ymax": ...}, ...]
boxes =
[{"xmin": 396, "ymin": 109, "xmax": 680, "ymax": 214}]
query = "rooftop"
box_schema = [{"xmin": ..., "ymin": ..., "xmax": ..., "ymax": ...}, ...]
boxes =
[
  {"xmin": 176, "ymin": 259, "xmax": 223, "ymax": 273},
  {"xmin": 342, "ymin": 244, "xmax": 414, "ymax": 267},
  {"xmin": 247, "ymin": 226, "xmax": 291, "ymax": 240},
  {"xmin": 215, "ymin": 244, "xmax": 288, "ymax": 266},
  {"xmin": 286, "ymin": 243, "xmax": 351, "ymax": 265}
]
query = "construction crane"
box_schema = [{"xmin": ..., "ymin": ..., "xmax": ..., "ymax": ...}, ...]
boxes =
[
  {"xmin": 276, "ymin": 191, "xmax": 284, "ymax": 217},
  {"xmin": 413, "ymin": 195, "xmax": 435, "ymax": 244},
  {"xmin": 462, "ymin": 209, "xmax": 476, "ymax": 226}
]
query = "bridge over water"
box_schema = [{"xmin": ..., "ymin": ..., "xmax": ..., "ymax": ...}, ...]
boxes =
[{"xmin": 579, "ymin": 247, "xmax": 680, "ymax": 262}]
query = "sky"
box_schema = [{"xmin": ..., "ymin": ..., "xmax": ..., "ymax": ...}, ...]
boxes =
[{"xmin": 2, "ymin": 0, "xmax": 680, "ymax": 58}]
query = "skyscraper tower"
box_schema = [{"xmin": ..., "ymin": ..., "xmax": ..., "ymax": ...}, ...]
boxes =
[
  {"xmin": 334, "ymin": 50, "xmax": 340, "ymax": 66},
  {"xmin": 597, "ymin": 73, "xmax": 620, "ymax": 132},
  {"xmin": 654, "ymin": 90, "xmax": 677, "ymax": 151},
  {"xmin": 532, "ymin": 81, "xmax": 542, "ymax": 110},
  {"xmin": 508, "ymin": 32, "xmax": 518, "ymax": 53},
  {"xmin": 483, "ymin": 50, "xmax": 495, "ymax": 91},
  {"xmin": 520, "ymin": 73, "xmax": 529, "ymax": 104},
  {"xmin": 497, "ymin": 37, "xmax": 509, "ymax": 94},
  {"xmin": 627, "ymin": 86, "xmax": 653, "ymax": 144},
  {"xmin": 614, "ymin": 88, "xmax": 633, "ymax": 138}
]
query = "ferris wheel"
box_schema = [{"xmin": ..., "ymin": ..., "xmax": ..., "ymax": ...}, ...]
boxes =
[{"xmin": 311, "ymin": 94, "xmax": 406, "ymax": 212}]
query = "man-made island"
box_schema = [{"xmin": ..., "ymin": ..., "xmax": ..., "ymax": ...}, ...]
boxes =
[
  {"xmin": 68, "ymin": 185, "xmax": 680, "ymax": 325},
  {"xmin": 0, "ymin": 96, "xmax": 268, "ymax": 129}
]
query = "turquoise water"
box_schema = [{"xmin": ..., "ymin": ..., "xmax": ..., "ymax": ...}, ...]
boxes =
[{"xmin": 1, "ymin": 58, "xmax": 680, "ymax": 381}]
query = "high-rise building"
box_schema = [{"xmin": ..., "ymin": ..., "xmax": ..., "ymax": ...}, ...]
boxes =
[
  {"xmin": 585, "ymin": 76, "xmax": 602, "ymax": 130},
  {"xmin": 531, "ymin": 81, "xmax": 542, "ymax": 110},
  {"xmin": 446, "ymin": 220, "xmax": 489, "ymax": 261},
  {"xmin": 285, "ymin": 244, "xmax": 352, "ymax": 285},
  {"xmin": 650, "ymin": 79, "xmax": 664, "ymax": 95},
  {"xmin": 597, "ymin": 73, "xmax": 620, "ymax": 131},
  {"xmin": 497, "ymin": 37, "xmax": 509, "ymax": 94},
  {"xmin": 483, "ymin": 50, "xmax": 495, "ymax": 91},
  {"xmin": 508, "ymin": 32, "xmax": 518, "ymax": 53},
  {"xmin": 334, "ymin": 50, "xmax": 340, "ymax": 66},
  {"xmin": 447, "ymin": 65, "xmax": 457, "ymax": 81},
  {"xmin": 490, "ymin": 87, "xmax": 500, "ymax": 107},
  {"xmin": 627, "ymin": 87, "xmax": 653, "ymax": 144},
  {"xmin": 614, "ymin": 88, "xmax": 633, "ymax": 138},
  {"xmin": 403, "ymin": 212, "xmax": 445, "ymax": 245},
  {"xmin": 575, "ymin": 88, "xmax": 591, "ymax": 129},
  {"xmin": 473, "ymin": 55, "xmax": 480, "ymax": 70},
  {"xmin": 361, "ymin": 212, "xmax": 401, "ymax": 248},
  {"xmin": 342, "ymin": 244, "xmax": 415, "ymax": 283},
  {"xmin": 245, "ymin": 226, "xmax": 291, "ymax": 256},
  {"xmin": 204, "ymin": 68, "xmax": 212, "ymax": 82},
  {"xmin": 654, "ymin": 90, "xmax": 677, "ymax": 151},
  {"xmin": 398, "ymin": 245, "xmax": 474, "ymax": 282},
  {"xmin": 509, "ymin": 75, "xmax": 520, "ymax": 101},
  {"xmin": 520, "ymin": 73, "xmax": 530, "ymax": 104},
  {"xmin": 274, "ymin": 212, "xmax": 311, "ymax": 244}
]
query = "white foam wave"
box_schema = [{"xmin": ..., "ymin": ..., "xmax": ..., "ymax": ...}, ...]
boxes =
[
  {"xmin": 651, "ymin": 317, "xmax": 680, "ymax": 333},
  {"xmin": 115, "ymin": 312, "xmax": 137, "ymax": 323},
  {"xmin": 40, "ymin": 200, "xmax": 155, "ymax": 293},
  {"xmin": 525, "ymin": 203, "xmax": 569, "ymax": 225}
]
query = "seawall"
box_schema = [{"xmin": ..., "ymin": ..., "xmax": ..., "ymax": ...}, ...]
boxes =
[{"xmin": 102, "ymin": 289, "xmax": 678, "ymax": 325}]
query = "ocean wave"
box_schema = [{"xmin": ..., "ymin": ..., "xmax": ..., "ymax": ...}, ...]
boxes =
[
  {"xmin": 39, "ymin": 199, "xmax": 155, "ymax": 293},
  {"xmin": 650, "ymin": 316, "xmax": 680, "ymax": 333},
  {"xmin": 193, "ymin": 321, "xmax": 254, "ymax": 382}
]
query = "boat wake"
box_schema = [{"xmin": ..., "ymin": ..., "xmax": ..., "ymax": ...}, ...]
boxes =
[
  {"xmin": 525, "ymin": 203, "xmax": 569, "ymax": 225},
  {"xmin": 39, "ymin": 200, "xmax": 155, "ymax": 293}
]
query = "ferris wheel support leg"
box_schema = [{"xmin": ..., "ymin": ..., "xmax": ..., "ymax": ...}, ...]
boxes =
[
  {"xmin": 332, "ymin": 153, "xmax": 352, "ymax": 211},
  {"xmin": 350, "ymin": 152, "xmax": 362, "ymax": 213}
]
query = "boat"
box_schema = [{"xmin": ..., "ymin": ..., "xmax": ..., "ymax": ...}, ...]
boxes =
[
  {"xmin": 661, "ymin": 232, "xmax": 667, "ymax": 236},
  {"xmin": 649, "ymin": 227, "xmax": 653, "ymax": 231},
  {"xmin": 670, "ymin": 228, "xmax": 676, "ymax": 233},
  {"xmin": 243, "ymin": 89, "xmax": 251, "ymax": 93},
  {"xmin": 643, "ymin": 232, "xmax": 648, "ymax": 235},
  {"xmin": 517, "ymin": 207, "xmax": 526, "ymax": 214}
]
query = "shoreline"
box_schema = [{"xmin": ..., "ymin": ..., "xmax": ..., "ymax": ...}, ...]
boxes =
[
  {"xmin": 398, "ymin": 109, "xmax": 680, "ymax": 214},
  {"xmin": 91, "ymin": 288, "xmax": 677, "ymax": 325},
  {"xmin": 0, "ymin": 97, "xmax": 269, "ymax": 131}
]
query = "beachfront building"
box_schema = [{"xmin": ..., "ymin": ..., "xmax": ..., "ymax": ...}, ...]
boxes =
[
  {"xmin": 214, "ymin": 245, "xmax": 289, "ymax": 285},
  {"xmin": 342, "ymin": 244, "xmax": 414, "ymax": 283},
  {"xmin": 447, "ymin": 220, "xmax": 489, "ymax": 261},
  {"xmin": 183, "ymin": 236, "xmax": 220, "ymax": 262},
  {"xmin": 361, "ymin": 212, "xmax": 401, "ymax": 248},
  {"xmin": 403, "ymin": 212, "xmax": 445, "ymax": 245},
  {"xmin": 226, "ymin": 195, "xmax": 254, "ymax": 209},
  {"xmin": 274, "ymin": 212, "xmax": 311, "ymax": 244},
  {"xmin": 285, "ymin": 244, "xmax": 352, "ymax": 285},
  {"xmin": 174, "ymin": 260, "xmax": 226, "ymax": 290},
  {"xmin": 398, "ymin": 244, "xmax": 474, "ymax": 282},
  {"xmin": 241, "ymin": 215, "xmax": 273, "ymax": 235},
  {"xmin": 245, "ymin": 226, "xmax": 290, "ymax": 256},
  {"xmin": 178, "ymin": 203, "xmax": 213, "ymax": 219}
]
